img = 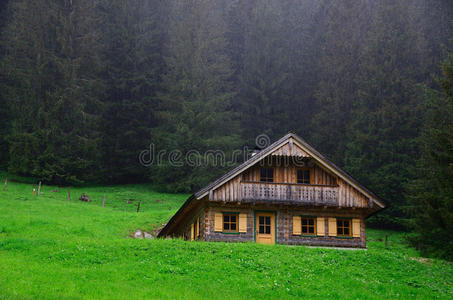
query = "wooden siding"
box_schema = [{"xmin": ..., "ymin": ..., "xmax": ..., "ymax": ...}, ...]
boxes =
[
  {"xmin": 271, "ymin": 139, "xmax": 310, "ymax": 157},
  {"xmin": 337, "ymin": 177, "xmax": 369, "ymax": 208},
  {"xmin": 241, "ymin": 161, "xmax": 337, "ymax": 185},
  {"xmin": 210, "ymin": 160, "xmax": 370, "ymax": 208}
]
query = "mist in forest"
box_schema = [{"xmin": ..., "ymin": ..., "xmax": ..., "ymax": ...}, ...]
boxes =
[{"xmin": 0, "ymin": 1, "xmax": 452, "ymax": 256}]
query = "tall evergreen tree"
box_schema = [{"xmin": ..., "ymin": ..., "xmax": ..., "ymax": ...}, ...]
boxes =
[
  {"xmin": 310, "ymin": 0, "xmax": 372, "ymax": 165},
  {"xmin": 408, "ymin": 46, "xmax": 453, "ymax": 260},
  {"xmin": 151, "ymin": 0, "xmax": 241, "ymax": 192},
  {"xmin": 0, "ymin": 0, "xmax": 10, "ymax": 169},
  {"xmin": 344, "ymin": 0, "xmax": 431, "ymax": 229},
  {"xmin": 236, "ymin": 1, "xmax": 299, "ymax": 141},
  {"xmin": 1, "ymin": 0, "xmax": 101, "ymax": 184},
  {"xmin": 96, "ymin": 0, "xmax": 164, "ymax": 183}
]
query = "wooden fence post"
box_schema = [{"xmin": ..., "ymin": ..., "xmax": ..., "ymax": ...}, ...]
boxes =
[
  {"xmin": 37, "ymin": 181, "xmax": 42, "ymax": 196},
  {"xmin": 137, "ymin": 200, "xmax": 141, "ymax": 213},
  {"xmin": 385, "ymin": 233, "xmax": 388, "ymax": 249},
  {"xmin": 102, "ymin": 194, "xmax": 105, "ymax": 207},
  {"xmin": 3, "ymin": 178, "xmax": 7, "ymax": 191},
  {"xmin": 68, "ymin": 188, "xmax": 71, "ymax": 202}
]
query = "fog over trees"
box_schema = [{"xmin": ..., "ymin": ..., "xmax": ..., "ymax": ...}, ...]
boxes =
[{"xmin": 0, "ymin": 0, "xmax": 452, "ymax": 257}]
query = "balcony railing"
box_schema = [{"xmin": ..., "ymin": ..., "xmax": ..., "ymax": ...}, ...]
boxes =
[{"xmin": 241, "ymin": 181, "xmax": 338, "ymax": 205}]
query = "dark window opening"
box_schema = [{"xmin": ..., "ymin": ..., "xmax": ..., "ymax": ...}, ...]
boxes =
[
  {"xmin": 337, "ymin": 219, "xmax": 351, "ymax": 236},
  {"xmin": 223, "ymin": 214, "xmax": 238, "ymax": 232},
  {"xmin": 297, "ymin": 169, "xmax": 311, "ymax": 184},
  {"xmin": 258, "ymin": 216, "xmax": 271, "ymax": 234},
  {"xmin": 301, "ymin": 217, "xmax": 316, "ymax": 235},
  {"xmin": 260, "ymin": 168, "xmax": 274, "ymax": 182}
]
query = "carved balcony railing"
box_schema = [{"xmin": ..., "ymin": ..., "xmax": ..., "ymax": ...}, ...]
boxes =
[{"xmin": 241, "ymin": 181, "xmax": 338, "ymax": 206}]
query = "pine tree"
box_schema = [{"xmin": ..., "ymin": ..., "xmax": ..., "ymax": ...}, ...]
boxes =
[
  {"xmin": 0, "ymin": 0, "xmax": 10, "ymax": 169},
  {"xmin": 236, "ymin": 1, "xmax": 300, "ymax": 141},
  {"xmin": 310, "ymin": 0, "xmax": 372, "ymax": 165},
  {"xmin": 344, "ymin": 0, "xmax": 431, "ymax": 229},
  {"xmin": 151, "ymin": 0, "xmax": 241, "ymax": 192},
  {"xmin": 96, "ymin": 0, "xmax": 164, "ymax": 183},
  {"xmin": 408, "ymin": 46, "xmax": 453, "ymax": 260},
  {"xmin": 2, "ymin": 0, "xmax": 101, "ymax": 184}
]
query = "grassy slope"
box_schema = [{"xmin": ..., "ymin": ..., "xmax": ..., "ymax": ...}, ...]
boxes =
[{"xmin": 0, "ymin": 176, "xmax": 451, "ymax": 299}]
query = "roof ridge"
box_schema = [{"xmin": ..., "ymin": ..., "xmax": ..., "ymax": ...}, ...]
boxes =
[
  {"xmin": 159, "ymin": 132, "xmax": 386, "ymax": 237},
  {"xmin": 195, "ymin": 132, "xmax": 385, "ymax": 208}
]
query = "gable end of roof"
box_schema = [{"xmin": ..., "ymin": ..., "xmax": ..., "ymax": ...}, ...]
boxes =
[{"xmin": 194, "ymin": 132, "xmax": 385, "ymax": 209}]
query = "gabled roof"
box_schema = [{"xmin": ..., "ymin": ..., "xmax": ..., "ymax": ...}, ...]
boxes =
[
  {"xmin": 195, "ymin": 132, "xmax": 385, "ymax": 208},
  {"xmin": 158, "ymin": 132, "xmax": 385, "ymax": 237}
]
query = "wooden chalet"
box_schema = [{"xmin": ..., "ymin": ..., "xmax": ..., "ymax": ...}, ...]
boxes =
[{"xmin": 158, "ymin": 133, "xmax": 385, "ymax": 248}]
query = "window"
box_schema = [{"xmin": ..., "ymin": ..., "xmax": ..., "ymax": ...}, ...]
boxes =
[
  {"xmin": 223, "ymin": 213, "xmax": 238, "ymax": 232},
  {"xmin": 301, "ymin": 217, "xmax": 316, "ymax": 235},
  {"xmin": 297, "ymin": 169, "xmax": 311, "ymax": 184},
  {"xmin": 260, "ymin": 167, "xmax": 274, "ymax": 182},
  {"xmin": 337, "ymin": 219, "xmax": 351, "ymax": 236},
  {"xmin": 258, "ymin": 216, "xmax": 271, "ymax": 234}
]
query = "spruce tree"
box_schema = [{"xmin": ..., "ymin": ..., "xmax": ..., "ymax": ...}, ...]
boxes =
[
  {"xmin": 310, "ymin": 0, "xmax": 372, "ymax": 165},
  {"xmin": 96, "ymin": 0, "xmax": 164, "ymax": 183},
  {"xmin": 408, "ymin": 47, "xmax": 453, "ymax": 260},
  {"xmin": 2, "ymin": 0, "xmax": 101, "ymax": 184},
  {"xmin": 344, "ymin": 0, "xmax": 431, "ymax": 229},
  {"xmin": 0, "ymin": 0, "xmax": 10, "ymax": 169},
  {"xmin": 236, "ymin": 1, "xmax": 301, "ymax": 141},
  {"xmin": 151, "ymin": 0, "xmax": 241, "ymax": 192}
]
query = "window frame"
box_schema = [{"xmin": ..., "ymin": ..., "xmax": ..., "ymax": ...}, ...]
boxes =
[
  {"xmin": 301, "ymin": 216, "xmax": 317, "ymax": 236},
  {"xmin": 336, "ymin": 218, "xmax": 352, "ymax": 237},
  {"xmin": 258, "ymin": 215, "xmax": 272, "ymax": 235},
  {"xmin": 222, "ymin": 212, "xmax": 239, "ymax": 233},
  {"xmin": 296, "ymin": 168, "xmax": 311, "ymax": 184},
  {"xmin": 260, "ymin": 167, "xmax": 274, "ymax": 183}
]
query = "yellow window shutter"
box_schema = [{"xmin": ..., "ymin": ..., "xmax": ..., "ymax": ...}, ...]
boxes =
[
  {"xmin": 352, "ymin": 219, "xmax": 361, "ymax": 238},
  {"xmin": 214, "ymin": 213, "xmax": 223, "ymax": 232},
  {"xmin": 190, "ymin": 223, "xmax": 194, "ymax": 241},
  {"xmin": 317, "ymin": 217, "xmax": 325, "ymax": 236},
  {"xmin": 293, "ymin": 216, "xmax": 301, "ymax": 235},
  {"xmin": 328, "ymin": 218, "xmax": 337, "ymax": 236},
  {"xmin": 239, "ymin": 213, "xmax": 247, "ymax": 233},
  {"xmin": 197, "ymin": 217, "xmax": 200, "ymax": 237}
]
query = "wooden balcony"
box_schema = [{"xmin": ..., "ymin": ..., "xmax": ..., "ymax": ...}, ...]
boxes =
[{"xmin": 241, "ymin": 181, "xmax": 338, "ymax": 206}]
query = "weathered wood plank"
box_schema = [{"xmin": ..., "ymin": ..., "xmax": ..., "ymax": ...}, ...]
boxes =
[{"xmin": 208, "ymin": 158, "xmax": 369, "ymax": 208}]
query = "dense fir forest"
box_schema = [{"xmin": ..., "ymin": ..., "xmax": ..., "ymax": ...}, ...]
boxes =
[{"xmin": 0, "ymin": 1, "xmax": 452, "ymax": 258}]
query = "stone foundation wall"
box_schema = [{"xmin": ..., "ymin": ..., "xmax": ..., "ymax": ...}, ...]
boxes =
[
  {"xmin": 203, "ymin": 203, "xmax": 367, "ymax": 248},
  {"xmin": 277, "ymin": 208, "xmax": 366, "ymax": 248},
  {"xmin": 204, "ymin": 205, "xmax": 254, "ymax": 242}
]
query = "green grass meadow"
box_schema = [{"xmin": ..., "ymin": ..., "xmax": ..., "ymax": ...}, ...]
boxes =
[{"xmin": 0, "ymin": 175, "xmax": 451, "ymax": 299}]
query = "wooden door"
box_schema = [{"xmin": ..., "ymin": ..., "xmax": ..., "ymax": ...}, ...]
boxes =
[{"xmin": 255, "ymin": 212, "xmax": 275, "ymax": 244}]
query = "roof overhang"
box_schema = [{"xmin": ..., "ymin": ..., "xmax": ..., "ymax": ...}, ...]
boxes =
[
  {"xmin": 158, "ymin": 132, "xmax": 386, "ymax": 237},
  {"xmin": 195, "ymin": 133, "xmax": 385, "ymax": 208}
]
